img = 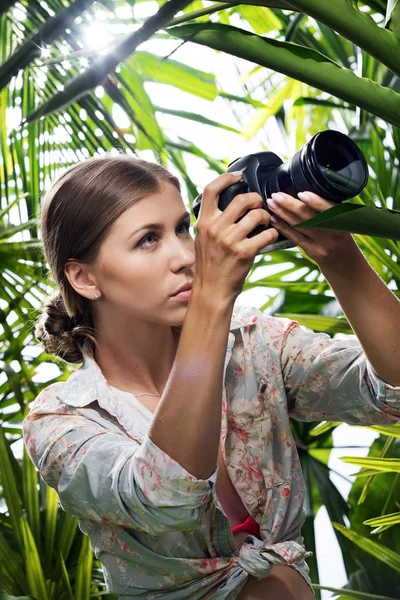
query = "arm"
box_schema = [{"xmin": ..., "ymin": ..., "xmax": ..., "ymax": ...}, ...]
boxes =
[
  {"xmin": 148, "ymin": 286, "xmax": 235, "ymax": 479},
  {"xmin": 23, "ymin": 407, "xmax": 218, "ymax": 534},
  {"xmin": 273, "ymin": 314, "xmax": 400, "ymax": 424},
  {"xmin": 268, "ymin": 190, "xmax": 400, "ymax": 386},
  {"xmin": 318, "ymin": 237, "xmax": 400, "ymax": 386}
]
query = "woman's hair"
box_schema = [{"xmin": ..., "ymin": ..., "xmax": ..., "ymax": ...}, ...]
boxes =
[{"xmin": 35, "ymin": 154, "xmax": 180, "ymax": 364}]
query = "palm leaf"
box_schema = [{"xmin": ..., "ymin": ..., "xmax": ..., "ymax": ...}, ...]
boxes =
[
  {"xmin": 25, "ymin": 0, "xmax": 195, "ymax": 122},
  {"xmin": 168, "ymin": 23, "xmax": 400, "ymax": 127},
  {"xmin": 0, "ymin": 0, "xmax": 97, "ymax": 92},
  {"xmin": 312, "ymin": 585, "xmax": 400, "ymax": 600},
  {"xmin": 333, "ymin": 522, "xmax": 400, "ymax": 573},
  {"xmin": 293, "ymin": 203, "xmax": 400, "ymax": 241}
]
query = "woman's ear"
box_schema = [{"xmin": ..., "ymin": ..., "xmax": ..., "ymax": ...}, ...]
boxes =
[{"xmin": 64, "ymin": 260, "xmax": 99, "ymax": 300}]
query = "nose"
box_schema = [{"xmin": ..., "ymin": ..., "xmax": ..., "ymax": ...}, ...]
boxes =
[{"xmin": 170, "ymin": 236, "xmax": 195, "ymax": 272}]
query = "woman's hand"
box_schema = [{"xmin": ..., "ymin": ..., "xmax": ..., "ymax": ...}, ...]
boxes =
[
  {"xmin": 266, "ymin": 191, "xmax": 358, "ymax": 268},
  {"xmin": 194, "ymin": 173, "xmax": 278, "ymax": 304}
]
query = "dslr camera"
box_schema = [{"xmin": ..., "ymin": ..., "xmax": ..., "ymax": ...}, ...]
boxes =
[{"xmin": 192, "ymin": 130, "xmax": 368, "ymax": 253}]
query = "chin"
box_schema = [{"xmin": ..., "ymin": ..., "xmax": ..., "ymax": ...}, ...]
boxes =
[{"xmin": 171, "ymin": 312, "xmax": 187, "ymax": 328}]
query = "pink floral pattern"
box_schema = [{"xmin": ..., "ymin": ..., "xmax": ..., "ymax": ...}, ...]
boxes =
[{"xmin": 23, "ymin": 303, "xmax": 400, "ymax": 599}]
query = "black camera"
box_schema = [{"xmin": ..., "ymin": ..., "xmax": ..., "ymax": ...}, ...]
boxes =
[{"xmin": 192, "ymin": 130, "xmax": 368, "ymax": 253}]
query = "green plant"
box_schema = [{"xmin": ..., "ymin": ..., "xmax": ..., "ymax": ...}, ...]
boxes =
[{"xmin": 1, "ymin": 1, "xmax": 399, "ymax": 597}]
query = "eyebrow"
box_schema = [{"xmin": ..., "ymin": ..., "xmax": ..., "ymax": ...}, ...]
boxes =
[{"xmin": 126, "ymin": 210, "xmax": 191, "ymax": 242}]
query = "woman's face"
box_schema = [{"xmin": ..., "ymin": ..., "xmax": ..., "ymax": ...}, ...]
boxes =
[{"xmin": 92, "ymin": 182, "xmax": 196, "ymax": 327}]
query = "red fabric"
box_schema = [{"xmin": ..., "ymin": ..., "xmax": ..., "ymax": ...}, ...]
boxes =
[{"xmin": 231, "ymin": 514, "xmax": 260, "ymax": 537}]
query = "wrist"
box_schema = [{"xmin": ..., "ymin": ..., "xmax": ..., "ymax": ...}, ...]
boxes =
[
  {"xmin": 190, "ymin": 281, "xmax": 236, "ymax": 313},
  {"xmin": 318, "ymin": 235, "xmax": 364, "ymax": 277}
]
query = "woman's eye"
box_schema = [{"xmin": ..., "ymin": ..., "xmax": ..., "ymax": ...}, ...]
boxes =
[{"xmin": 138, "ymin": 221, "xmax": 191, "ymax": 249}]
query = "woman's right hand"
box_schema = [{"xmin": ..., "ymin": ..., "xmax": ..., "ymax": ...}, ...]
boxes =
[{"xmin": 193, "ymin": 172, "xmax": 279, "ymax": 304}]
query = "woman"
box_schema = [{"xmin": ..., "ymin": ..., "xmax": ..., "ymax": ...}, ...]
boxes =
[{"xmin": 23, "ymin": 154, "xmax": 400, "ymax": 600}]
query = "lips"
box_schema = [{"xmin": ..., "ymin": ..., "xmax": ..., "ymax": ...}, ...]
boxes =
[{"xmin": 173, "ymin": 282, "xmax": 192, "ymax": 295}]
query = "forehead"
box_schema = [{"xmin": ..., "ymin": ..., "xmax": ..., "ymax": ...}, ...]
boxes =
[{"xmin": 109, "ymin": 183, "xmax": 184, "ymax": 237}]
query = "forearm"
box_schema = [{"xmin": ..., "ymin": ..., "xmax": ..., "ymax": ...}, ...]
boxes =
[
  {"xmin": 319, "ymin": 238, "xmax": 400, "ymax": 386},
  {"xmin": 148, "ymin": 285, "xmax": 234, "ymax": 480},
  {"xmin": 238, "ymin": 567, "xmax": 314, "ymax": 600}
]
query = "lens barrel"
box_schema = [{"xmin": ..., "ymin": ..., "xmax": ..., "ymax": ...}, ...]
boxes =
[{"xmin": 272, "ymin": 130, "xmax": 368, "ymax": 202}]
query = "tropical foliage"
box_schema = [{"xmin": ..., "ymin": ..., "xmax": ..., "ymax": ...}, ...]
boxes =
[{"xmin": 0, "ymin": 0, "xmax": 399, "ymax": 598}]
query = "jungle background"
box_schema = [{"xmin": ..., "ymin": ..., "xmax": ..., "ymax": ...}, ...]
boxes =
[{"xmin": 0, "ymin": 0, "xmax": 400, "ymax": 599}]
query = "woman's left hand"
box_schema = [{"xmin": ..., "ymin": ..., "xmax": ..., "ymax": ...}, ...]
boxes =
[{"xmin": 266, "ymin": 191, "xmax": 358, "ymax": 267}]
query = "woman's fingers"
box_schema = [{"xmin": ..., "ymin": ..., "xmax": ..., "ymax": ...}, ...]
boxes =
[
  {"xmin": 265, "ymin": 190, "xmax": 354, "ymax": 264},
  {"xmin": 266, "ymin": 191, "xmax": 336, "ymax": 229}
]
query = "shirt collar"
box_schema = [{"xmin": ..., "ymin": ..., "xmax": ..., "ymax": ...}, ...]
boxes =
[{"xmin": 57, "ymin": 304, "xmax": 258, "ymax": 409}]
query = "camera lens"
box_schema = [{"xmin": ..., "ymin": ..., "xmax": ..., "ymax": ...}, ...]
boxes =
[
  {"xmin": 272, "ymin": 131, "xmax": 368, "ymax": 202},
  {"xmin": 312, "ymin": 133, "xmax": 367, "ymax": 195}
]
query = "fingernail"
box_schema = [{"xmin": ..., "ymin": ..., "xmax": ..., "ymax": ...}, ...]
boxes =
[
  {"xmin": 230, "ymin": 170, "xmax": 243, "ymax": 176},
  {"xmin": 270, "ymin": 215, "xmax": 278, "ymax": 224},
  {"xmin": 271, "ymin": 193, "xmax": 284, "ymax": 202},
  {"xmin": 298, "ymin": 192, "xmax": 311, "ymax": 203},
  {"xmin": 267, "ymin": 197, "xmax": 278, "ymax": 210}
]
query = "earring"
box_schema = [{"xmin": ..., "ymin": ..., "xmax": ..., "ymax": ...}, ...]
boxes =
[{"xmin": 93, "ymin": 292, "xmax": 100, "ymax": 299}]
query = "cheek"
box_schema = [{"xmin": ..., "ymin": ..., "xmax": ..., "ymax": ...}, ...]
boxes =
[
  {"xmin": 98, "ymin": 251, "xmax": 158, "ymax": 291},
  {"xmin": 97, "ymin": 250, "xmax": 136, "ymax": 286}
]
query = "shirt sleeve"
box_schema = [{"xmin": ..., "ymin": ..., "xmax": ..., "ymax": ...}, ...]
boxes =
[
  {"xmin": 23, "ymin": 398, "xmax": 218, "ymax": 535},
  {"xmin": 274, "ymin": 317, "xmax": 400, "ymax": 425}
]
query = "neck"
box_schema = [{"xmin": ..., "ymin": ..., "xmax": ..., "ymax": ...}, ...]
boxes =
[{"xmin": 93, "ymin": 323, "xmax": 181, "ymax": 396}]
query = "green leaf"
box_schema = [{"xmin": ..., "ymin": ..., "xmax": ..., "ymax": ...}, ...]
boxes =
[
  {"xmin": 340, "ymin": 456, "xmax": 400, "ymax": 473},
  {"xmin": 363, "ymin": 423, "xmax": 400, "ymax": 439},
  {"xmin": 154, "ymin": 105, "xmax": 240, "ymax": 133},
  {"xmin": 56, "ymin": 512, "xmax": 78, "ymax": 566},
  {"xmin": 293, "ymin": 97, "xmax": 355, "ymax": 110},
  {"xmin": 387, "ymin": 0, "xmax": 400, "ymax": 38},
  {"xmin": 293, "ymin": 202, "xmax": 400, "ymax": 240},
  {"xmin": 274, "ymin": 313, "xmax": 353, "ymax": 334},
  {"xmin": 237, "ymin": 5, "xmax": 282, "ymax": 34},
  {"xmin": 44, "ymin": 486, "xmax": 59, "ymax": 567},
  {"xmin": 346, "ymin": 436, "xmax": 400, "ymax": 594},
  {"xmin": 59, "ymin": 553, "xmax": 74, "ymax": 600},
  {"xmin": 168, "ymin": 23, "xmax": 400, "ymax": 128},
  {"xmin": 0, "ymin": 532, "xmax": 25, "ymax": 592},
  {"xmin": 20, "ymin": 517, "xmax": 49, "ymax": 600},
  {"xmin": 0, "ymin": 593, "xmax": 34, "ymax": 600},
  {"xmin": 0, "ymin": 429, "xmax": 23, "ymax": 551},
  {"xmin": 74, "ymin": 534, "xmax": 93, "ymax": 598},
  {"xmin": 242, "ymin": 79, "xmax": 299, "ymax": 140},
  {"xmin": 112, "ymin": 69, "xmax": 164, "ymax": 151},
  {"xmin": 363, "ymin": 511, "xmax": 400, "ymax": 528},
  {"xmin": 385, "ymin": 0, "xmax": 399, "ymax": 26},
  {"xmin": 309, "ymin": 422, "xmax": 341, "ymax": 437},
  {"xmin": 333, "ymin": 522, "xmax": 400, "ymax": 573},
  {"xmin": 312, "ymin": 584, "xmax": 400, "ymax": 600},
  {"xmin": 0, "ymin": 0, "xmax": 97, "ymax": 92},
  {"xmin": 273, "ymin": 0, "xmax": 400, "ymax": 78},
  {"xmin": 22, "ymin": 446, "xmax": 40, "ymax": 556},
  {"xmin": 25, "ymin": 0, "xmax": 195, "ymax": 122},
  {"xmin": 130, "ymin": 51, "xmax": 218, "ymax": 101}
]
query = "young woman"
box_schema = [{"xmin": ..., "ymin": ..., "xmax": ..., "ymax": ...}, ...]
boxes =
[{"xmin": 23, "ymin": 154, "xmax": 400, "ymax": 600}]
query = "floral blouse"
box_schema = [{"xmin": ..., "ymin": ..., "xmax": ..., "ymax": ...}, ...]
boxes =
[{"xmin": 23, "ymin": 303, "xmax": 400, "ymax": 599}]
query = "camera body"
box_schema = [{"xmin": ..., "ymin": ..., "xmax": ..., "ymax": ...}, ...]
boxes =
[{"xmin": 192, "ymin": 130, "xmax": 368, "ymax": 254}]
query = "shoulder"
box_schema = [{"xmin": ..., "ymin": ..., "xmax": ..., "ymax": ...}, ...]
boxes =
[{"xmin": 25, "ymin": 381, "xmax": 77, "ymax": 420}]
